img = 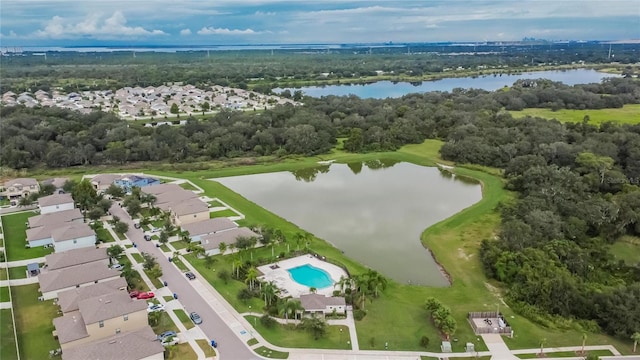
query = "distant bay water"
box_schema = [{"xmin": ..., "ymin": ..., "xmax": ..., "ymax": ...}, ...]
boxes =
[{"xmin": 274, "ymin": 69, "xmax": 620, "ymax": 99}]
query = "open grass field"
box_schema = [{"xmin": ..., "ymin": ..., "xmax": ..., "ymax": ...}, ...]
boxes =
[
  {"xmin": 1, "ymin": 211, "xmax": 53, "ymax": 261},
  {"xmin": 173, "ymin": 309, "xmax": 195, "ymax": 330},
  {"xmin": 609, "ymin": 236, "xmax": 640, "ymax": 265},
  {"xmin": 12, "ymin": 284, "xmax": 61, "ymax": 360},
  {"xmin": 167, "ymin": 343, "xmax": 196, "ymax": 360},
  {"xmin": 0, "ymin": 286, "xmax": 10, "ymax": 302},
  {"xmin": 510, "ymin": 104, "xmax": 640, "ymax": 125},
  {"xmin": 209, "ymin": 209, "xmax": 239, "ymax": 218},
  {"xmin": 254, "ymin": 346, "xmax": 289, "ymax": 359},
  {"xmin": 178, "ymin": 182, "xmax": 199, "ymax": 191},
  {"xmin": 0, "ymin": 268, "xmax": 7, "ymax": 280},
  {"xmin": 246, "ymin": 315, "xmax": 350, "ymax": 350},
  {"xmin": 0, "ymin": 308, "xmax": 18, "ymax": 360},
  {"xmin": 8, "ymin": 266, "xmax": 28, "ymax": 279},
  {"xmin": 195, "ymin": 339, "xmax": 217, "ymax": 358}
]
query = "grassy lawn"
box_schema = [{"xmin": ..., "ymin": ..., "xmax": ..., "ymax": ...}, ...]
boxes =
[
  {"xmin": 171, "ymin": 240, "xmax": 189, "ymax": 250},
  {"xmin": 163, "ymin": 296, "xmax": 174, "ymax": 302},
  {"xmin": 609, "ymin": 236, "xmax": 640, "ymax": 265},
  {"xmin": 254, "ymin": 346, "xmax": 288, "ymax": 359},
  {"xmin": 510, "ymin": 104, "xmax": 640, "ymax": 125},
  {"xmin": 247, "ymin": 338, "xmax": 259, "ymax": 346},
  {"xmin": 131, "ymin": 253, "xmax": 144, "ymax": 264},
  {"xmin": 143, "ymin": 269, "xmax": 165, "ymax": 289},
  {"xmin": 166, "ymin": 343, "xmax": 196, "ymax": 360},
  {"xmin": 0, "ymin": 286, "xmax": 10, "ymax": 302},
  {"xmin": 172, "ymin": 257, "xmax": 189, "ymax": 272},
  {"xmin": 209, "ymin": 209, "xmax": 239, "ymax": 218},
  {"xmin": 208, "ymin": 200, "xmax": 224, "ymax": 207},
  {"xmin": 116, "ymin": 232, "xmax": 127, "ymax": 240},
  {"xmin": 150, "ymin": 311, "xmax": 179, "ymax": 334},
  {"xmin": 1, "ymin": 309, "xmax": 18, "ymax": 360},
  {"xmin": 2, "ymin": 211, "xmax": 53, "ymax": 261},
  {"xmin": 160, "ymin": 244, "xmax": 171, "ymax": 252},
  {"xmin": 173, "ymin": 309, "xmax": 195, "ymax": 330},
  {"xmin": 151, "ymin": 220, "xmax": 164, "ymax": 228},
  {"xmin": 125, "ymin": 244, "xmax": 133, "ymax": 249},
  {"xmin": 178, "ymin": 182, "xmax": 199, "ymax": 191},
  {"xmin": 0, "ymin": 268, "xmax": 7, "ymax": 280},
  {"xmin": 95, "ymin": 226, "xmax": 116, "ymax": 243},
  {"xmin": 246, "ymin": 315, "xmax": 350, "ymax": 349},
  {"xmin": 196, "ymin": 339, "xmax": 217, "ymax": 358},
  {"xmin": 12, "ymin": 284, "xmax": 61, "ymax": 360},
  {"xmin": 517, "ymin": 349, "xmax": 613, "ymax": 358},
  {"xmin": 8, "ymin": 266, "xmax": 27, "ymax": 279},
  {"xmin": 127, "ymin": 270, "xmax": 150, "ymax": 292}
]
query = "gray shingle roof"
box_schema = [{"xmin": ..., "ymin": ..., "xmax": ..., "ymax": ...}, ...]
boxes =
[
  {"xmin": 4, "ymin": 178, "xmax": 38, "ymax": 187},
  {"xmin": 170, "ymin": 198, "xmax": 209, "ymax": 216},
  {"xmin": 51, "ymin": 223, "xmax": 95, "ymax": 242},
  {"xmin": 38, "ymin": 193, "xmax": 74, "ymax": 207},
  {"xmin": 39, "ymin": 262, "xmax": 120, "ymax": 293},
  {"xmin": 42, "ymin": 177, "xmax": 70, "ymax": 189},
  {"xmin": 57, "ymin": 278, "xmax": 127, "ymax": 313},
  {"xmin": 45, "ymin": 247, "xmax": 108, "ymax": 270},
  {"xmin": 89, "ymin": 174, "xmax": 123, "ymax": 186},
  {"xmin": 78, "ymin": 291, "xmax": 147, "ymax": 324},
  {"xmin": 200, "ymin": 227, "xmax": 259, "ymax": 251},
  {"xmin": 154, "ymin": 189, "xmax": 198, "ymax": 206},
  {"xmin": 53, "ymin": 311, "xmax": 89, "ymax": 344},
  {"xmin": 28, "ymin": 208, "xmax": 83, "ymax": 228},
  {"xmin": 140, "ymin": 183, "xmax": 183, "ymax": 195},
  {"xmin": 300, "ymin": 294, "xmax": 345, "ymax": 311},
  {"xmin": 61, "ymin": 326, "xmax": 164, "ymax": 360},
  {"xmin": 181, "ymin": 218, "xmax": 237, "ymax": 237}
]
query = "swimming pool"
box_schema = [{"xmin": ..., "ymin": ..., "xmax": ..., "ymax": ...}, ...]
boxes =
[{"xmin": 287, "ymin": 264, "xmax": 334, "ymax": 289}]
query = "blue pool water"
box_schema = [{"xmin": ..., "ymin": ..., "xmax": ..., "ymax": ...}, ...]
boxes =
[{"xmin": 287, "ymin": 264, "xmax": 333, "ymax": 288}]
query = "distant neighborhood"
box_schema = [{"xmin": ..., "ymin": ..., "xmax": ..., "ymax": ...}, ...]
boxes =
[{"xmin": 0, "ymin": 84, "xmax": 299, "ymax": 120}]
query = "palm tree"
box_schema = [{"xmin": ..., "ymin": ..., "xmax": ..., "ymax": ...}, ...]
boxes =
[
  {"xmin": 229, "ymin": 243, "xmax": 236, "ymax": 256},
  {"xmin": 232, "ymin": 259, "xmax": 243, "ymax": 279},
  {"xmin": 288, "ymin": 299, "xmax": 304, "ymax": 320},
  {"xmin": 179, "ymin": 229, "xmax": 190, "ymax": 243},
  {"xmin": 245, "ymin": 266, "xmax": 258, "ymax": 290},
  {"xmin": 539, "ymin": 338, "xmax": 546, "ymax": 356},
  {"xmin": 309, "ymin": 287, "xmax": 317, "ymax": 294},
  {"xmin": 365, "ymin": 270, "xmax": 387, "ymax": 298},
  {"xmin": 632, "ymin": 332, "xmax": 640, "ymax": 353},
  {"xmin": 260, "ymin": 281, "xmax": 279, "ymax": 306},
  {"xmin": 219, "ymin": 242, "xmax": 227, "ymax": 256}
]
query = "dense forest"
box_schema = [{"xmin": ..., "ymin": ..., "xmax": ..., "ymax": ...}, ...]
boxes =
[
  {"xmin": 1, "ymin": 42, "xmax": 638, "ymax": 94},
  {"xmin": 1, "ymin": 75, "xmax": 639, "ymax": 338}
]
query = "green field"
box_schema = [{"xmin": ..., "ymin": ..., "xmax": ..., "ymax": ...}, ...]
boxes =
[
  {"xmin": 178, "ymin": 182, "xmax": 199, "ymax": 191},
  {"xmin": 0, "ymin": 308, "xmax": 18, "ymax": 360},
  {"xmin": 173, "ymin": 309, "xmax": 195, "ymax": 330},
  {"xmin": 167, "ymin": 343, "xmax": 197, "ymax": 360},
  {"xmin": 510, "ymin": 104, "xmax": 640, "ymax": 125},
  {"xmin": 246, "ymin": 316, "xmax": 350, "ymax": 350},
  {"xmin": 1, "ymin": 211, "xmax": 53, "ymax": 261},
  {"xmin": 609, "ymin": 236, "xmax": 640, "ymax": 265},
  {"xmin": 517, "ymin": 349, "xmax": 613, "ymax": 358},
  {"xmin": 95, "ymin": 227, "xmax": 116, "ymax": 243},
  {"xmin": 0, "ymin": 268, "xmax": 7, "ymax": 280},
  {"xmin": 8, "ymin": 266, "xmax": 27, "ymax": 279},
  {"xmin": 0, "ymin": 286, "xmax": 10, "ymax": 303},
  {"xmin": 150, "ymin": 311, "xmax": 179, "ymax": 334},
  {"xmin": 12, "ymin": 284, "xmax": 61, "ymax": 360},
  {"xmin": 209, "ymin": 209, "xmax": 239, "ymax": 218},
  {"xmin": 254, "ymin": 346, "xmax": 288, "ymax": 359},
  {"xmin": 195, "ymin": 339, "xmax": 217, "ymax": 358}
]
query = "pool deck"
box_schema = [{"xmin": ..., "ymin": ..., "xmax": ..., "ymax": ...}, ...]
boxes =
[{"xmin": 257, "ymin": 255, "xmax": 348, "ymax": 298}]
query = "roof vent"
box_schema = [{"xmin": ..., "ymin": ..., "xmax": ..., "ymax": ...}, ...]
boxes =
[{"xmin": 109, "ymin": 340, "xmax": 117, "ymax": 344}]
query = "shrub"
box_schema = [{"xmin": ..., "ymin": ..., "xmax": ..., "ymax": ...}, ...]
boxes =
[
  {"xmin": 260, "ymin": 314, "xmax": 277, "ymax": 328},
  {"xmin": 353, "ymin": 309, "xmax": 367, "ymax": 321},
  {"xmin": 237, "ymin": 288, "xmax": 254, "ymax": 301},
  {"xmin": 420, "ymin": 335, "xmax": 430, "ymax": 348},
  {"xmin": 217, "ymin": 269, "xmax": 231, "ymax": 284}
]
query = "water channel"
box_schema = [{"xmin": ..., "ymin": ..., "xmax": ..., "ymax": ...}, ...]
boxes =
[{"xmin": 214, "ymin": 161, "xmax": 482, "ymax": 287}]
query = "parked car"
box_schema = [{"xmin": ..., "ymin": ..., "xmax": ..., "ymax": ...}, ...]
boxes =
[
  {"xmin": 110, "ymin": 264, "xmax": 123, "ymax": 271},
  {"xmin": 151, "ymin": 227, "xmax": 160, "ymax": 233},
  {"xmin": 129, "ymin": 290, "xmax": 141, "ymax": 298},
  {"xmin": 185, "ymin": 272, "xmax": 196, "ymax": 280},
  {"xmin": 137, "ymin": 291, "xmax": 155, "ymax": 300},
  {"xmin": 189, "ymin": 312, "xmax": 202, "ymax": 325},
  {"xmin": 134, "ymin": 223, "xmax": 141, "ymax": 229},
  {"xmin": 147, "ymin": 303, "xmax": 165, "ymax": 313},
  {"xmin": 157, "ymin": 330, "xmax": 177, "ymax": 341},
  {"xmin": 161, "ymin": 336, "xmax": 178, "ymax": 347},
  {"xmin": 143, "ymin": 235, "xmax": 151, "ymax": 241}
]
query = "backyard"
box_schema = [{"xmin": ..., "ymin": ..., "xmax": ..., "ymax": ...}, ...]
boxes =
[
  {"xmin": 1, "ymin": 211, "xmax": 53, "ymax": 261},
  {"xmin": 12, "ymin": 284, "xmax": 61, "ymax": 360},
  {"xmin": 1, "ymin": 308, "xmax": 17, "ymax": 360},
  {"xmin": 246, "ymin": 315, "xmax": 351, "ymax": 350}
]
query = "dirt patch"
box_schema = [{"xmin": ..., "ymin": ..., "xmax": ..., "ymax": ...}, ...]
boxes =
[
  {"xmin": 484, "ymin": 282, "xmax": 508, "ymax": 306},
  {"xmin": 457, "ymin": 248, "xmax": 471, "ymax": 260}
]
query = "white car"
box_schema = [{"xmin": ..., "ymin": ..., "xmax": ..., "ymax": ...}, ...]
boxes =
[
  {"xmin": 147, "ymin": 303, "xmax": 165, "ymax": 313},
  {"xmin": 161, "ymin": 336, "xmax": 179, "ymax": 347},
  {"xmin": 110, "ymin": 264, "xmax": 124, "ymax": 271}
]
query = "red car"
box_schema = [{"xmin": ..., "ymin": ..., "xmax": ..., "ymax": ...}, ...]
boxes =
[
  {"xmin": 137, "ymin": 291, "xmax": 155, "ymax": 300},
  {"xmin": 129, "ymin": 290, "xmax": 141, "ymax": 298}
]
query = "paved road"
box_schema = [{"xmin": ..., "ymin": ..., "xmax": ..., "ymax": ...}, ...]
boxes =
[{"xmin": 110, "ymin": 204, "xmax": 261, "ymax": 360}]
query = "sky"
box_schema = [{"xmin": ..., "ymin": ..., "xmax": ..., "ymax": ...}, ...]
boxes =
[{"xmin": 0, "ymin": 0, "xmax": 638, "ymax": 47}]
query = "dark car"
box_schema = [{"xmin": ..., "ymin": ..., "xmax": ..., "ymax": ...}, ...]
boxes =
[
  {"xmin": 134, "ymin": 223, "xmax": 141, "ymax": 229},
  {"xmin": 144, "ymin": 235, "xmax": 151, "ymax": 241},
  {"xmin": 129, "ymin": 290, "xmax": 140, "ymax": 298},
  {"xmin": 185, "ymin": 272, "xmax": 196, "ymax": 280},
  {"xmin": 157, "ymin": 330, "xmax": 177, "ymax": 341},
  {"xmin": 189, "ymin": 312, "xmax": 202, "ymax": 325}
]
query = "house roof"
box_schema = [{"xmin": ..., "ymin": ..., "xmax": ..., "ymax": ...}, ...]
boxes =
[
  {"xmin": 181, "ymin": 218, "xmax": 237, "ymax": 237},
  {"xmin": 39, "ymin": 262, "xmax": 120, "ymax": 293},
  {"xmin": 45, "ymin": 247, "xmax": 108, "ymax": 270},
  {"xmin": 28, "ymin": 208, "xmax": 83, "ymax": 228},
  {"xmin": 201, "ymin": 227, "xmax": 259, "ymax": 251},
  {"xmin": 78, "ymin": 291, "xmax": 147, "ymax": 325},
  {"xmin": 154, "ymin": 189, "xmax": 198, "ymax": 206},
  {"xmin": 53, "ymin": 311, "xmax": 89, "ymax": 344},
  {"xmin": 26, "ymin": 225, "xmax": 55, "ymax": 242},
  {"xmin": 4, "ymin": 178, "xmax": 38, "ymax": 187},
  {"xmin": 90, "ymin": 174, "xmax": 123, "ymax": 186},
  {"xmin": 38, "ymin": 193, "xmax": 74, "ymax": 207},
  {"xmin": 140, "ymin": 183, "xmax": 183, "ymax": 195},
  {"xmin": 57, "ymin": 278, "xmax": 128, "ymax": 313},
  {"xmin": 27, "ymin": 263, "xmax": 40, "ymax": 272},
  {"xmin": 51, "ymin": 223, "xmax": 95, "ymax": 242},
  {"xmin": 170, "ymin": 198, "xmax": 209, "ymax": 216},
  {"xmin": 42, "ymin": 177, "xmax": 70, "ymax": 189},
  {"xmin": 61, "ymin": 326, "xmax": 164, "ymax": 360},
  {"xmin": 300, "ymin": 294, "xmax": 345, "ymax": 311}
]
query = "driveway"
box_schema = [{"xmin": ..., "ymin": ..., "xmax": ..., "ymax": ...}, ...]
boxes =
[{"xmin": 110, "ymin": 204, "xmax": 262, "ymax": 360}]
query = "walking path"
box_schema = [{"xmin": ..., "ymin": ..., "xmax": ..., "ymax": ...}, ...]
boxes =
[{"xmin": 3, "ymin": 257, "xmax": 47, "ymax": 268}]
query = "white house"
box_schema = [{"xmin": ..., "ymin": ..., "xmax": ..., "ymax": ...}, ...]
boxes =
[
  {"xmin": 28, "ymin": 208, "xmax": 83, "ymax": 229},
  {"xmin": 27, "ymin": 222, "xmax": 96, "ymax": 251},
  {"xmin": 38, "ymin": 193, "xmax": 75, "ymax": 214},
  {"xmin": 299, "ymin": 294, "xmax": 346, "ymax": 317}
]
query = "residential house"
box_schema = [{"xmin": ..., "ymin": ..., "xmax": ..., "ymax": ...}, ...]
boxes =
[
  {"xmin": 141, "ymin": 183, "xmax": 209, "ymax": 225},
  {"xmin": 28, "ymin": 208, "xmax": 83, "ymax": 229},
  {"xmin": 181, "ymin": 218, "xmax": 238, "ymax": 242},
  {"xmin": 38, "ymin": 193, "xmax": 75, "ymax": 214},
  {"xmin": 201, "ymin": 227, "xmax": 259, "ymax": 255},
  {"xmin": 44, "ymin": 247, "xmax": 109, "ymax": 271},
  {"xmin": 299, "ymin": 294, "xmax": 346, "ymax": 317},
  {"xmin": 27, "ymin": 222, "xmax": 96, "ymax": 252},
  {"xmin": 60, "ymin": 326, "xmax": 164, "ymax": 360},
  {"xmin": 113, "ymin": 175, "xmax": 160, "ymax": 193},
  {"xmin": 39, "ymin": 261, "xmax": 120, "ymax": 300},
  {"xmin": 89, "ymin": 174, "xmax": 123, "ymax": 192},
  {"xmin": 57, "ymin": 278, "xmax": 127, "ymax": 314},
  {"xmin": 169, "ymin": 198, "xmax": 209, "ymax": 226},
  {"xmin": 42, "ymin": 177, "xmax": 70, "ymax": 193},
  {"xmin": 2, "ymin": 178, "xmax": 40, "ymax": 201},
  {"xmin": 53, "ymin": 291, "xmax": 148, "ymax": 349},
  {"xmin": 142, "ymin": 183, "xmax": 187, "ymax": 196}
]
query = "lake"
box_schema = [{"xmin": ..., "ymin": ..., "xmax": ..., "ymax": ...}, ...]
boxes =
[
  {"xmin": 214, "ymin": 161, "xmax": 482, "ymax": 287},
  {"xmin": 275, "ymin": 69, "xmax": 619, "ymax": 99}
]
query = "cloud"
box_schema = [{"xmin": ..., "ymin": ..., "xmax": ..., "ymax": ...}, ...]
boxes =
[
  {"xmin": 33, "ymin": 11, "xmax": 166, "ymax": 39},
  {"xmin": 180, "ymin": 28, "xmax": 192, "ymax": 35},
  {"xmin": 197, "ymin": 27, "xmax": 265, "ymax": 35}
]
